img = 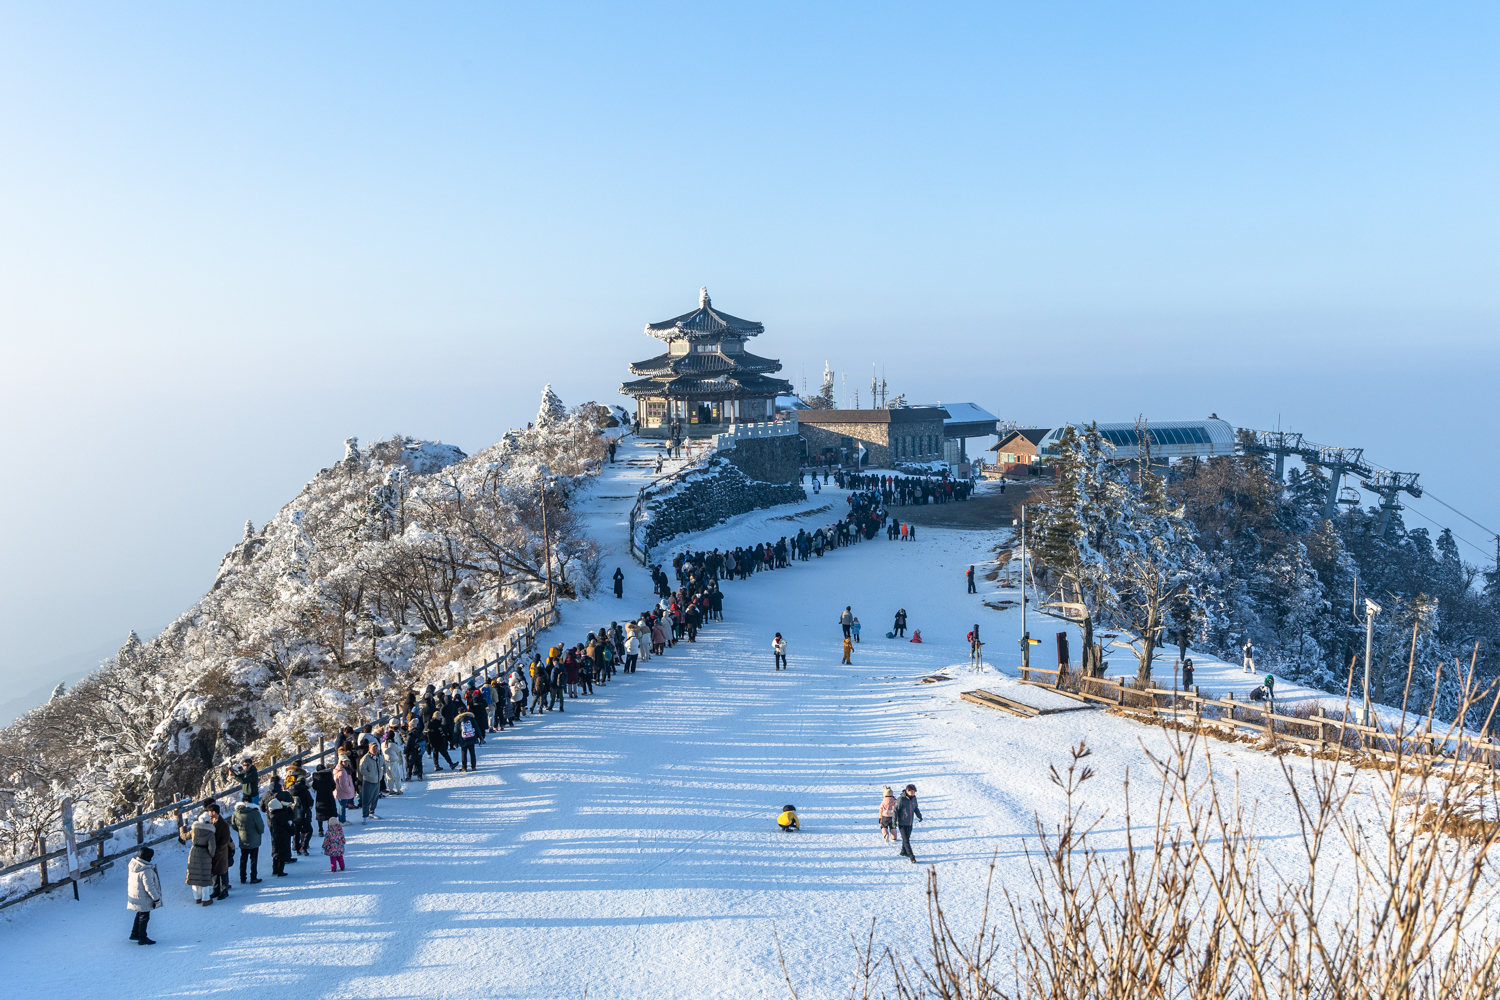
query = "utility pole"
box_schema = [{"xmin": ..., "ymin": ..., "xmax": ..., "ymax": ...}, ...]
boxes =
[
  {"xmin": 540, "ymin": 480, "xmax": 555, "ymax": 608},
  {"xmin": 1361, "ymin": 597, "xmax": 1381, "ymax": 726},
  {"xmin": 1017, "ymin": 507, "xmax": 1030, "ymax": 674}
]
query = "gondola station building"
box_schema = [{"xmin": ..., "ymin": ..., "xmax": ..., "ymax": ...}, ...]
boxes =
[{"xmin": 621, "ymin": 289, "xmax": 794, "ymax": 438}]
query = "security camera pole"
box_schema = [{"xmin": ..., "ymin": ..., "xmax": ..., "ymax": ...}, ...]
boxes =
[
  {"xmin": 1361, "ymin": 597, "xmax": 1382, "ymax": 727},
  {"xmin": 1016, "ymin": 507, "xmax": 1030, "ymax": 675}
]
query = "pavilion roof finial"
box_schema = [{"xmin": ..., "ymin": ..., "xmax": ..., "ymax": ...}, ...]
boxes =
[{"xmin": 699, "ymin": 286, "xmax": 710, "ymax": 308}]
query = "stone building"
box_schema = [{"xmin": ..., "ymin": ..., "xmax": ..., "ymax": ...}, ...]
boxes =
[
  {"xmin": 620, "ymin": 288, "xmax": 794, "ymax": 438},
  {"xmin": 796, "ymin": 406, "xmax": 950, "ymax": 468}
]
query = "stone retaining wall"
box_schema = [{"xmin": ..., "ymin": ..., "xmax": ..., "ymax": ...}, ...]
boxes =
[
  {"xmin": 640, "ymin": 457, "xmax": 807, "ymax": 554},
  {"xmin": 720, "ymin": 434, "xmax": 802, "ymax": 484}
]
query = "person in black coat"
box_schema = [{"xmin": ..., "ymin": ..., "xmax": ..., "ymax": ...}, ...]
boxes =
[
  {"xmin": 613, "ymin": 567, "xmax": 624, "ymax": 598},
  {"xmin": 262, "ymin": 780, "xmax": 295, "ymax": 877},
  {"xmin": 310, "ymin": 764, "xmax": 337, "ymax": 835},
  {"xmin": 285, "ymin": 765, "xmax": 315, "ymax": 855},
  {"xmin": 893, "ymin": 609, "xmax": 908, "ymax": 638},
  {"xmin": 425, "ymin": 712, "xmax": 455, "ymax": 771},
  {"xmin": 404, "ymin": 725, "xmax": 425, "ymax": 781},
  {"xmin": 894, "ymin": 784, "xmax": 924, "ymax": 863}
]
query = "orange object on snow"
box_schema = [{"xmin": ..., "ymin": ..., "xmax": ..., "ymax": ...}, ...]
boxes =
[{"xmin": 910, "ymin": 630, "xmax": 923, "ymax": 643}]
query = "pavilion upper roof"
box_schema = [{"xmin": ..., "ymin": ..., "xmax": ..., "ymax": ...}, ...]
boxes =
[{"xmin": 645, "ymin": 288, "xmax": 764, "ymax": 341}]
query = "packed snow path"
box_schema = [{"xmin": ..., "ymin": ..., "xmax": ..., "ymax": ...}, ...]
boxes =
[{"xmin": 3, "ymin": 439, "xmax": 1372, "ymax": 998}]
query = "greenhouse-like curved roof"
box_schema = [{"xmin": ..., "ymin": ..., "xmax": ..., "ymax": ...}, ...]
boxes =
[{"xmin": 1037, "ymin": 418, "xmax": 1237, "ymax": 459}]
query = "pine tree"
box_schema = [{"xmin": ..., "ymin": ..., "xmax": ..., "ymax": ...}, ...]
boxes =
[{"xmin": 804, "ymin": 363, "xmax": 836, "ymax": 409}]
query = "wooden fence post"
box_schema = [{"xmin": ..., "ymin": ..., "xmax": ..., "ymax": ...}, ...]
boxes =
[
  {"xmin": 135, "ymin": 804, "xmax": 144, "ymax": 846},
  {"xmin": 36, "ymin": 833, "xmax": 48, "ymax": 888}
]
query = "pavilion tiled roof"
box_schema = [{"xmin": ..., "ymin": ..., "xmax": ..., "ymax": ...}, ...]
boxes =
[
  {"xmin": 628, "ymin": 350, "xmax": 784, "ymax": 377},
  {"xmin": 621, "ymin": 372, "xmax": 794, "ymax": 399},
  {"xmin": 644, "ymin": 288, "xmax": 764, "ymax": 341}
]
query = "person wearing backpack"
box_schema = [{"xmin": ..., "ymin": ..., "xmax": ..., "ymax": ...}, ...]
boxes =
[
  {"xmin": 550, "ymin": 658, "xmax": 568, "ymax": 712},
  {"xmin": 454, "ymin": 704, "xmax": 479, "ymax": 771}
]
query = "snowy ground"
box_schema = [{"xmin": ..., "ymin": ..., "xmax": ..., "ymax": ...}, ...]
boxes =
[{"xmin": 2, "ymin": 438, "xmax": 1391, "ymax": 998}]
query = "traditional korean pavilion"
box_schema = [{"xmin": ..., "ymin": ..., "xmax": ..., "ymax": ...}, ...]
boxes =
[{"xmin": 622, "ymin": 288, "xmax": 794, "ymax": 437}]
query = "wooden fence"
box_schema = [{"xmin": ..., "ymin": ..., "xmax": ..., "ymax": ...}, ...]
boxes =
[
  {"xmin": 1017, "ymin": 663, "xmax": 1499, "ymax": 769},
  {"xmin": 0, "ymin": 602, "xmax": 560, "ymax": 912}
]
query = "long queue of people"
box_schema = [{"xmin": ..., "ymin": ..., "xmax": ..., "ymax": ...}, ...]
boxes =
[
  {"xmin": 123, "ymin": 589, "xmax": 742, "ymax": 946},
  {"xmin": 803, "ymin": 468, "xmax": 976, "ymax": 506},
  {"xmin": 650, "ymin": 491, "xmax": 923, "ymax": 601}
]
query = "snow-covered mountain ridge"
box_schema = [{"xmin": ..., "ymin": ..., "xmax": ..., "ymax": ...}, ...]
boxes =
[{"xmin": 0, "ymin": 389, "xmax": 610, "ymax": 866}]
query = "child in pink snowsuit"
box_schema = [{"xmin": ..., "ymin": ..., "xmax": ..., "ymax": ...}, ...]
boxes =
[{"xmin": 323, "ymin": 817, "xmax": 346, "ymax": 871}]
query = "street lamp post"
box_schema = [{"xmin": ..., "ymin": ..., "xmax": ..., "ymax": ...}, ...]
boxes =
[
  {"xmin": 1361, "ymin": 597, "xmax": 1382, "ymax": 726},
  {"xmin": 1015, "ymin": 508, "xmax": 1030, "ymax": 676},
  {"xmin": 540, "ymin": 479, "xmax": 556, "ymax": 608}
]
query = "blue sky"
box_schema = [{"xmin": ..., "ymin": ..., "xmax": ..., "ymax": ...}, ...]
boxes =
[{"xmin": 1, "ymin": 3, "xmax": 1497, "ymax": 692}]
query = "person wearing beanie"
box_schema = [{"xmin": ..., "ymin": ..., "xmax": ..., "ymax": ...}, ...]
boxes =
[
  {"xmin": 127, "ymin": 846, "xmax": 162, "ymax": 944},
  {"xmin": 322, "ymin": 817, "xmax": 346, "ymax": 872}
]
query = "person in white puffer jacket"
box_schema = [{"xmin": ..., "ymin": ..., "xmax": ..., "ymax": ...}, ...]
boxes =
[
  {"xmin": 624, "ymin": 627, "xmax": 641, "ymax": 674},
  {"xmin": 772, "ymin": 633, "xmax": 788, "ymax": 670},
  {"xmin": 127, "ymin": 847, "xmax": 162, "ymax": 944}
]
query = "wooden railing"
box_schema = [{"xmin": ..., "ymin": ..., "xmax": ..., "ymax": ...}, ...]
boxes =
[
  {"xmin": 0, "ymin": 602, "xmax": 560, "ymax": 912},
  {"xmin": 1017, "ymin": 669, "xmax": 1499, "ymax": 769}
]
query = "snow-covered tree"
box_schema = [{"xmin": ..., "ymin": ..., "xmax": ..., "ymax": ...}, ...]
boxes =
[
  {"xmin": 0, "ymin": 387, "xmax": 609, "ymax": 848},
  {"xmin": 537, "ymin": 384, "xmax": 567, "ymax": 426}
]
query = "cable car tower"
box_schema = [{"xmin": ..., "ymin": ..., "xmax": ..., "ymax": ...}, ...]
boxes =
[
  {"xmin": 1359, "ymin": 470, "xmax": 1422, "ymax": 537},
  {"xmin": 1243, "ymin": 431, "xmax": 1374, "ymax": 520}
]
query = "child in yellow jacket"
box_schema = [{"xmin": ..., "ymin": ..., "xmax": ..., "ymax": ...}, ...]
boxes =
[
  {"xmin": 841, "ymin": 637, "xmax": 853, "ymax": 664},
  {"xmin": 777, "ymin": 805, "xmax": 799, "ymax": 832}
]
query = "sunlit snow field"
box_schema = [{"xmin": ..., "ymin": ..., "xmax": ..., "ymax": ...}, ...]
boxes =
[{"xmin": 1, "ymin": 439, "xmax": 1391, "ymax": 999}]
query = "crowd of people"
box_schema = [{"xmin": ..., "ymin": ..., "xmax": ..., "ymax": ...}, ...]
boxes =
[
  {"xmin": 804, "ymin": 468, "xmax": 976, "ymax": 506},
  {"xmin": 125, "ymin": 566, "xmax": 755, "ymax": 944},
  {"xmin": 124, "ymin": 466, "xmax": 949, "ymax": 946}
]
